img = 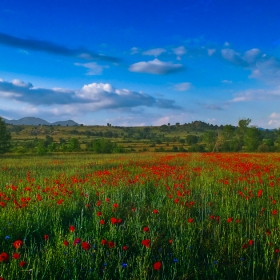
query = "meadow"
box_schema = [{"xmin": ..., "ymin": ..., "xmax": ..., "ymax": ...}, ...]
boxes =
[{"xmin": 0, "ymin": 152, "xmax": 280, "ymax": 279}]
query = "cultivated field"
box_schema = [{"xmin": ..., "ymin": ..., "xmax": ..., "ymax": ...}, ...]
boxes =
[{"xmin": 0, "ymin": 153, "xmax": 280, "ymax": 279}]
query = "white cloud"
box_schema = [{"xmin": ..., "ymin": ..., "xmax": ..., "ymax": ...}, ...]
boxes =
[
  {"xmin": 221, "ymin": 80, "xmax": 232, "ymax": 84},
  {"xmin": 270, "ymin": 112, "xmax": 280, "ymax": 118},
  {"xmin": 224, "ymin": 42, "xmax": 230, "ymax": 46},
  {"xmin": 173, "ymin": 82, "xmax": 191, "ymax": 91},
  {"xmin": 142, "ymin": 48, "xmax": 166, "ymax": 57},
  {"xmin": 74, "ymin": 62, "xmax": 109, "ymax": 75},
  {"xmin": 207, "ymin": 49, "xmax": 216, "ymax": 56},
  {"xmin": 0, "ymin": 78, "xmax": 181, "ymax": 112},
  {"xmin": 172, "ymin": 46, "xmax": 186, "ymax": 60},
  {"xmin": 129, "ymin": 58, "xmax": 184, "ymax": 74}
]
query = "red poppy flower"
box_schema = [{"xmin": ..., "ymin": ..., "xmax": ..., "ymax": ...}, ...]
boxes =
[
  {"xmin": 19, "ymin": 261, "xmax": 26, "ymax": 267},
  {"xmin": 242, "ymin": 243, "xmax": 248, "ymax": 249},
  {"xmin": 143, "ymin": 227, "xmax": 150, "ymax": 232},
  {"xmin": 0, "ymin": 277, "xmax": 5, "ymax": 280},
  {"xmin": 271, "ymin": 209, "xmax": 277, "ymax": 215},
  {"xmin": 188, "ymin": 218, "xmax": 194, "ymax": 223},
  {"xmin": 227, "ymin": 217, "xmax": 233, "ymax": 223},
  {"xmin": 257, "ymin": 189, "xmax": 263, "ymax": 198},
  {"xmin": 153, "ymin": 261, "xmax": 162, "ymax": 270},
  {"xmin": 63, "ymin": 240, "xmax": 69, "ymax": 246},
  {"xmin": 113, "ymin": 203, "xmax": 118, "ymax": 208},
  {"xmin": 141, "ymin": 239, "xmax": 151, "ymax": 248},
  {"xmin": 100, "ymin": 219, "xmax": 105, "ymax": 225},
  {"xmin": 0, "ymin": 252, "xmax": 8, "ymax": 262},
  {"xmin": 248, "ymin": 239, "xmax": 254, "ymax": 246},
  {"xmin": 108, "ymin": 241, "xmax": 115, "ymax": 248},
  {"xmin": 44, "ymin": 235, "xmax": 49, "ymax": 240},
  {"xmin": 117, "ymin": 219, "xmax": 122, "ymax": 224},
  {"xmin": 101, "ymin": 239, "xmax": 107, "ymax": 245},
  {"xmin": 266, "ymin": 230, "xmax": 271, "ymax": 235},
  {"xmin": 13, "ymin": 240, "xmax": 23, "ymax": 249},
  {"xmin": 96, "ymin": 211, "xmax": 102, "ymax": 217},
  {"xmin": 275, "ymin": 248, "xmax": 279, "ymax": 253},
  {"xmin": 123, "ymin": 245, "xmax": 128, "ymax": 250},
  {"xmin": 209, "ymin": 215, "xmax": 215, "ymax": 220},
  {"xmin": 131, "ymin": 207, "xmax": 136, "ymax": 212},
  {"xmin": 69, "ymin": 225, "xmax": 75, "ymax": 232},
  {"xmin": 13, "ymin": 253, "xmax": 20, "ymax": 259},
  {"xmin": 169, "ymin": 239, "xmax": 173, "ymax": 244},
  {"xmin": 153, "ymin": 209, "xmax": 159, "ymax": 214},
  {"xmin": 110, "ymin": 217, "xmax": 118, "ymax": 224},
  {"xmin": 82, "ymin": 241, "xmax": 90, "ymax": 250}
]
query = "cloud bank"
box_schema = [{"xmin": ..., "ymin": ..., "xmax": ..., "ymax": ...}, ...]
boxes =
[
  {"xmin": 0, "ymin": 32, "xmax": 120, "ymax": 62},
  {"xmin": 0, "ymin": 78, "xmax": 181, "ymax": 111}
]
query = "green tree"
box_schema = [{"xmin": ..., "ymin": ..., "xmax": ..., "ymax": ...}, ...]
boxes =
[
  {"xmin": 186, "ymin": 135, "xmax": 198, "ymax": 145},
  {"xmin": 244, "ymin": 127, "xmax": 262, "ymax": 152},
  {"xmin": 0, "ymin": 117, "xmax": 12, "ymax": 154},
  {"xmin": 68, "ymin": 138, "xmax": 81, "ymax": 152},
  {"xmin": 202, "ymin": 131, "xmax": 217, "ymax": 151}
]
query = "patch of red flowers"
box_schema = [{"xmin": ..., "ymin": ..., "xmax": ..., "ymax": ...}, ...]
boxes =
[{"xmin": 141, "ymin": 239, "xmax": 151, "ymax": 248}]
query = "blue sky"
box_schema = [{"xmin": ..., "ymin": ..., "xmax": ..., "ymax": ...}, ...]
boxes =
[{"xmin": 0, "ymin": 0, "xmax": 280, "ymax": 128}]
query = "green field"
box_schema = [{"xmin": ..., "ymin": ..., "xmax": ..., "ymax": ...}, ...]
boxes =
[{"xmin": 0, "ymin": 152, "xmax": 280, "ymax": 279}]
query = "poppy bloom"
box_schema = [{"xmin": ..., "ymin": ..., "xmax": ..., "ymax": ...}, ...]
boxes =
[
  {"xmin": 110, "ymin": 217, "xmax": 118, "ymax": 224},
  {"xmin": 19, "ymin": 261, "xmax": 26, "ymax": 267},
  {"xmin": 271, "ymin": 209, "xmax": 277, "ymax": 215},
  {"xmin": 143, "ymin": 227, "xmax": 150, "ymax": 232},
  {"xmin": 141, "ymin": 239, "xmax": 151, "ymax": 248},
  {"xmin": 227, "ymin": 217, "xmax": 233, "ymax": 223},
  {"xmin": 69, "ymin": 225, "xmax": 75, "ymax": 232},
  {"xmin": 108, "ymin": 241, "xmax": 115, "ymax": 248},
  {"xmin": 96, "ymin": 211, "xmax": 102, "ymax": 217},
  {"xmin": 81, "ymin": 241, "xmax": 90, "ymax": 250},
  {"xmin": 188, "ymin": 218, "xmax": 194, "ymax": 223},
  {"xmin": 117, "ymin": 219, "xmax": 122, "ymax": 224},
  {"xmin": 257, "ymin": 189, "xmax": 263, "ymax": 198},
  {"xmin": 13, "ymin": 253, "xmax": 20, "ymax": 259},
  {"xmin": 0, "ymin": 252, "xmax": 8, "ymax": 262},
  {"xmin": 101, "ymin": 239, "xmax": 107, "ymax": 245},
  {"xmin": 113, "ymin": 203, "xmax": 118, "ymax": 208},
  {"xmin": 168, "ymin": 239, "xmax": 173, "ymax": 244},
  {"xmin": 153, "ymin": 209, "xmax": 159, "ymax": 214},
  {"xmin": 123, "ymin": 245, "xmax": 128, "ymax": 250},
  {"xmin": 153, "ymin": 261, "xmax": 162, "ymax": 270},
  {"xmin": 242, "ymin": 243, "xmax": 248, "ymax": 249},
  {"xmin": 99, "ymin": 219, "xmax": 105, "ymax": 225},
  {"xmin": 248, "ymin": 239, "xmax": 254, "ymax": 246},
  {"xmin": 13, "ymin": 240, "xmax": 23, "ymax": 249},
  {"xmin": 63, "ymin": 240, "xmax": 69, "ymax": 246},
  {"xmin": 44, "ymin": 235, "xmax": 49, "ymax": 240}
]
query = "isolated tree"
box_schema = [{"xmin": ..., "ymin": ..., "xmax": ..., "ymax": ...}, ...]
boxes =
[{"xmin": 0, "ymin": 117, "xmax": 12, "ymax": 154}]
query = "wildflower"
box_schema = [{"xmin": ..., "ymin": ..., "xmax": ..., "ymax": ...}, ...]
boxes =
[
  {"xmin": 96, "ymin": 211, "xmax": 102, "ymax": 217},
  {"xmin": 271, "ymin": 209, "xmax": 277, "ymax": 215},
  {"xmin": 174, "ymin": 258, "xmax": 178, "ymax": 262},
  {"xmin": 257, "ymin": 189, "xmax": 263, "ymax": 198},
  {"xmin": 153, "ymin": 261, "xmax": 162, "ymax": 270},
  {"xmin": 108, "ymin": 241, "xmax": 115, "ymax": 248},
  {"xmin": 82, "ymin": 241, "xmax": 90, "ymax": 250},
  {"xmin": 169, "ymin": 239, "xmax": 173, "ymax": 244},
  {"xmin": 110, "ymin": 217, "xmax": 118, "ymax": 224},
  {"xmin": 13, "ymin": 240, "xmax": 23, "ymax": 249},
  {"xmin": 227, "ymin": 217, "xmax": 233, "ymax": 223},
  {"xmin": 123, "ymin": 245, "xmax": 128, "ymax": 250},
  {"xmin": 122, "ymin": 263, "xmax": 128, "ymax": 267},
  {"xmin": 73, "ymin": 238, "xmax": 81, "ymax": 245},
  {"xmin": 188, "ymin": 218, "xmax": 194, "ymax": 223},
  {"xmin": 5, "ymin": 236, "xmax": 10, "ymax": 240},
  {"xmin": 153, "ymin": 209, "xmax": 159, "ymax": 214},
  {"xmin": 44, "ymin": 235, "xmax": 49, "ymax": 240},
  {"xmin": 275, "ymin": 248, "xmax": 279, "ymax": 253},
  {"xmin": 13, "ymin": 253, "xmax": 20, "ymax": 259},
  {"xmin": 69, "ymin": 225, "xmax": 75, "ymax": 232},
  {"xmin": 248, "ymin": 239, "xmax": 254, "ymax": 246},
  {"xmin": 242, "ymin": 243, "xmax": 248, "ymax": 249},
  {"xmin": 141, "ymin": 239, "xmax": 151, "ymax": 248},
  {"xmin": 113, "ymin": 203, "xmax": 118, "ymax": 208},
  {"xmin": 99, "ymin": 220, "xmax": 105, "ymax": 225},
  {"xmin": 143, "ymin": 227, "xmax": 150, "ymax": 232},
  {"xmin": 63, "ymin": 240, "xmax": 69, "ymax": 246},
  {"xmin": 0, "ymin": 252, "xmax": 8, "ymax": 262},
  {"xmin": 19, "ymin": 261, "xmax": 26, "ymax": 267},
  {"xmin": 101, "ymin": 239, "xmax": 107, "ymax": 245}
]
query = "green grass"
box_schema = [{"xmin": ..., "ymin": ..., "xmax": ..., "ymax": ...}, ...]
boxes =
[{"xmin": 0, "ymin": 153, "xmax": 280, "ymax": 279}]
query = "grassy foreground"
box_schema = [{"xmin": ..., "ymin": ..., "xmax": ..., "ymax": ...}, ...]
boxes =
[{"xmin": 0, "ymin": 152, "xmax": 280, "ymax": 279}]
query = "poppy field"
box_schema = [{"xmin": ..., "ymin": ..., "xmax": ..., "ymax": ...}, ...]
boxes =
[{"xmin": 0, "ymin": 152, "xmax": 280, "ymax": 279}]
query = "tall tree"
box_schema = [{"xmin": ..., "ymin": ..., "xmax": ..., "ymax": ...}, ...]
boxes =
[
  {"xmin": 0, "ymin": 117, "xmax": 12, "ymax": 154},
  {"xmin": 244, "ymin": 127, "xmax": 262, "ymax": 152}
]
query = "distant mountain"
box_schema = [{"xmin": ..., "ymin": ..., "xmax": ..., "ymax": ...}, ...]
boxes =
[
  {"xmin": 1, "ymin": 117, "xmax": 79, "ymax": 126},
  {"xmin": 257, "ymin": 127, "xmax": 274, "ymax": 131}
]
